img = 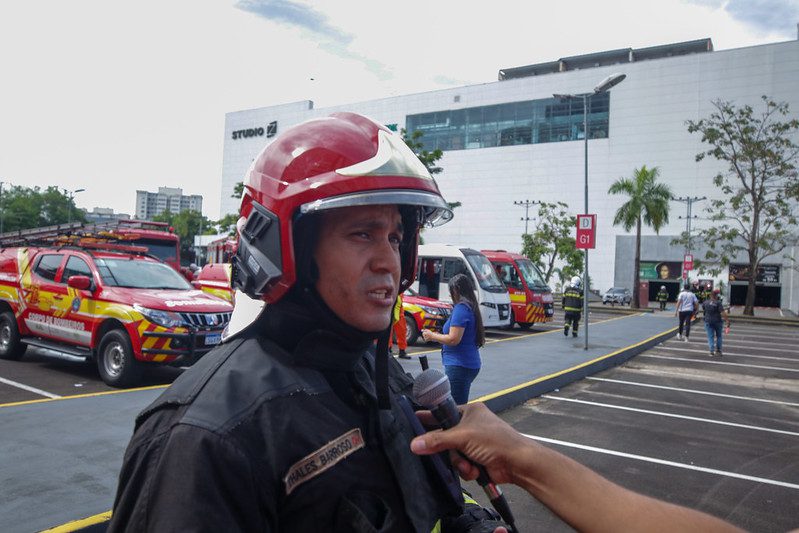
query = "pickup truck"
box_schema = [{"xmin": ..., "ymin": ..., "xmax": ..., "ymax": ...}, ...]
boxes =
[{"xmin": 0, "ymin": 245, "xmax": 233, "ymax": 387}]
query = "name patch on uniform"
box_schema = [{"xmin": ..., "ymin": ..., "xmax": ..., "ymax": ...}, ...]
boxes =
[{"xmin": 283, "ymin": 428, "xmax": 364, "ymax": 495}]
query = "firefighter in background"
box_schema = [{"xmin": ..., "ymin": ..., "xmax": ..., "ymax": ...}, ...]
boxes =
[
  {"xmin": 562, "ymin": 276, "xmax": 584, "ymax": 337},
  {"xmin": 391, "ymin": 293, "xmax": 411, "ymax": 359},
  {"xmin": 656, "ymin": 285, "xmax": 669, "ymax": 311},
  {"xmin": 701, "ymin": 282, "xmax": 713, "ymax": 305}
]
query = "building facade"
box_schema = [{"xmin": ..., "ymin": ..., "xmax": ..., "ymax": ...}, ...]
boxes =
[
  {"xmin": 81, "ymin": 207, "xmax": 131, "ymax": 223},
  {"xmin": 135, "ymin": 187, "xmax": 203, "ymax": 220},
  {"xmin": 220, "ymin": 37, "xmax": 799, "ymax": 311}
]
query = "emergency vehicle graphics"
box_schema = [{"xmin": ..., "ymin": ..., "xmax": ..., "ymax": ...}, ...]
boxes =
[
  {"xmin": 401, "ymin": 289, "xmax": 452, "ymax": 344},
  {"xmin": 193, "ymin": 263, "xmax": 235, "ymax": 303},
  {"xmin": 0, "ymin": 245, "xmax": 232, "ymax": 387},
  {"xmin": 482, "ymin": 250, "xmax": 554, "ymax": 329}
]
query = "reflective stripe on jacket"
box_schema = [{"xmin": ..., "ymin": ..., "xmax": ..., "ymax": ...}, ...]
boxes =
[{"xmin": 562, "ymin": 286, "xmax": 583, "ymax": 312}]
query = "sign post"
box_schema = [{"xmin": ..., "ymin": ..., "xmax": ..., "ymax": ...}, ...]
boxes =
[
  {"xmin": 576, "ymin": 215, "xmax": 597, "ymax": 250},
  {"xmin": 575, "ymin": 215, "xmax": 596, "ymax": 351}
]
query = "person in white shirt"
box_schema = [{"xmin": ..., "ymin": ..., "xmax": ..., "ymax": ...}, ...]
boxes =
[{"xmin": 674, "ymin": 283, "xmax": 699, "ymax": 341}]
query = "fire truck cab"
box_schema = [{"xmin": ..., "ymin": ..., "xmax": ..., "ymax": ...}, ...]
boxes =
[{"xmin": 481, "ymin": 250, "xmax": 554, "ymax": 329}]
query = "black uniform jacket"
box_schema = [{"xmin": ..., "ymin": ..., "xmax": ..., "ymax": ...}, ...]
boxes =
[
  {"xmin": 562, "ymin": 285, "xmax": 583, "ymax": 313},
  {"xmin": 108, "ymin": 298, "xmax": 461, "ymax": 532}
]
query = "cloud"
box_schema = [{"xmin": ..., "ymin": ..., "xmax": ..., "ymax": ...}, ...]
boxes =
[
  {"xmin": 235, "ymin": 0, "xmax": 352, "ymax": 44},
  {"xmin": 234, "ymin": 0, "xmax": 393, "ymax": 81},
  {"xmin": 683, "ymin": 0, "xmax": 799, "ymax": 36},
  {"xmin": 726, "ymin": 0, "xmax": 799, "ymax": 35}
]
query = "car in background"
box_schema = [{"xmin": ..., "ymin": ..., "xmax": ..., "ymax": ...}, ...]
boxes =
[
  {"xmin": 603, "ymin": 287, "xmax": 632, "ymax": 305},
  {"xmin": 402, "ymin": 288, "xmax": 452, "ymax": 345}
]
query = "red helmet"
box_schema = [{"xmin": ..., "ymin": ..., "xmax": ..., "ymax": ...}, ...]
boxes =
[{"xmin": 233, "ymin": 112, "xmax": 453, "ymax": 302}]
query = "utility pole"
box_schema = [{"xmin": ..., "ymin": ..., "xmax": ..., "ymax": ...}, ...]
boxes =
[
  {"xmin": 0, "ymin": 181, "xmax": 5, "ymax": 235},
  {"xmin": 513, "ymin": 199, "xmax": 536, "ymax": 234},
  {"xmin": 673, "ymin": 196, "xmax": 706, "ymax": 254}
]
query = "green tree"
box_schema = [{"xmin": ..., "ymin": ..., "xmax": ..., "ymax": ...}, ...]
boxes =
[
  {"xmin": 153, "ymin": 209, "xmax": 212, "ymax": 264},
  {"xmin": 678, "ymin": 96, "xmax": 799, "ymax": 316},
  {"xmin": 401, "ymin": 128, "xmax": 461, "ymax": 211},
  {"xmin": 232, "ymin": 181, "xmax": 244, "ymax": 200},
  {"xmin": 214, "ymin": 213, "xmax": 239, "ymax": 237},
  {"xmin": 520, "ymin": 201, "xmax": 582, "ymax": 284},
  {"xmin": 609, "ymin": 166, "xmax": 673, "ymax": 308},
  {"xmin": 0, "ymin": 185, "xmax": 86, "ymax": 232}
]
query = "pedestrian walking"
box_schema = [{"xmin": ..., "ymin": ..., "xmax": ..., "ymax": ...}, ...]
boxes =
[
  {"xmin": 562, "ymin": 276, "xmax": 584, "ymax": 337},
  {"xmin": 656, "ymin": 285, "xmax": 668, "ymax": 311},
  {"xmin": 421, "ymin": 273, "xmax": 485, "ymax": 404},
  {"xmin": 674, "ymin": 283, "xmax": 698, "ymax": 341},
  {"xmin": 702, "ymin": 288, "xmax": 730, "ymax": 356}
]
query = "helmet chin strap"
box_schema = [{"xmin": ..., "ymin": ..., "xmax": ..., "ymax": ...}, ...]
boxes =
[{"xmin": 375, "ymin": 322, "xmax": 393, "ymax": 410}]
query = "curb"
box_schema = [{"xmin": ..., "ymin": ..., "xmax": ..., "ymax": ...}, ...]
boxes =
[{"xmin": 476, "ymin": 326, "xmax": 675, "ymax": 413}]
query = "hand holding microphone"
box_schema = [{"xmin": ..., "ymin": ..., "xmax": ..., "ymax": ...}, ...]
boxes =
[{"xmin": 412, "ymin": 369, "xmax": 518, "ymax": 532}]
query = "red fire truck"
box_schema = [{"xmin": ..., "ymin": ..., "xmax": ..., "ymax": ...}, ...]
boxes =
[{"xmin": 481, "ymin": 250, "xmax": 554, "ymax": 329}]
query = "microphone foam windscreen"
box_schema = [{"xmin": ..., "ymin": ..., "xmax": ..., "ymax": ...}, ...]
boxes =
[{"xmin": 413, "ymin": 368, "xmax": 451, "ymax": 408}]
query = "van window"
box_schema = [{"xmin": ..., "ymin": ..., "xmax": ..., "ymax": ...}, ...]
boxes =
[
  {"xmin": 442, "ymin": 258, "xmax": 469, "ymax": 282},
  {"xmin": 464, "ymin": 253, "xmax": 504, "ymax": 291},
  {"xmin": 495, "ymin": 262, "xmax": 522, "ymax": 290},
  {"xmin": 516, "ymin": 258, "xmax": 548, "ymax": 289},
  {"xmin": 418, "ymin": 258, "xmax": 442, "ymax": 299},
  {"xmin": 34, "ymin": 254, "xmax": 63, "ymax": 282}
]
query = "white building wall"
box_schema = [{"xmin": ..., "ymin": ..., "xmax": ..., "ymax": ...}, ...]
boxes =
[{"xmin": 219, "ymin": 39, "xmax": 799, "ymax": 294}]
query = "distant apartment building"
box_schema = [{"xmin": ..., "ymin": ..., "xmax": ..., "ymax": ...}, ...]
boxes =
[
  {"xmin": 82, "ymin": 207, "xmax": 131, "ymax": 223},
  {"xmin": 135, "ymin": 187, "xmax": 203, "ymax": 220}
]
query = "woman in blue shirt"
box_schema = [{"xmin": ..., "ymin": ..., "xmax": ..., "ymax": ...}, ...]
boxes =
[{"xmin": 421, "ymin": 273, "xmax": 485, "ymax": 404}]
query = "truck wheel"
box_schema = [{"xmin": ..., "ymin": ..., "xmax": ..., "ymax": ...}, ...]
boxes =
[
  {"xmin": 517, "ymin": 322, "xmax": 532, "ymax": 331},
  {"xmin": 405, "ymin": 313, "xmax": 420, "ymax": 345},
  {"xmin": 0, "ymin": 311, "xmax": 26, "ymax": 360},
  {"xmin": 97, "ymin": 329, "xmax": 142, "ymax": 388}
]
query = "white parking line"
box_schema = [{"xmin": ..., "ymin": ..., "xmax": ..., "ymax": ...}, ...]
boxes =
[
  {"xmin": 0, "ymin": 377, "xmax": 61, "ymax": 399},
  {"xmin": 639, "ymin": 354, "xmax": 799, "ymax": 372},
  {"xmin": 587, "ymin": 377, "xmax": 799, "ymax": 407},
  {"xmin": 524, "ymin": 433, "xmax": 799, "ymax": 490},
  {"xmin": 665, "ymin": 341, "xmax": 799, "ymax": 354},
  {"xmin": 657, "ymin": 346, "xmax": 797, "ymax": 362},
  {"xmin": 541, "ymin": 395, "xmax": 799, "ymax": 437}
]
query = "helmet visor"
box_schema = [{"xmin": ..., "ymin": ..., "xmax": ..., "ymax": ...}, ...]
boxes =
[{"xmin": 299, "ymin": 189, "xmax": 453, "ymax": 227}]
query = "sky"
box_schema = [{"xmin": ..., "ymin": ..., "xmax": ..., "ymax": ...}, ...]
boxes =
[{"xmin": 0, "ymin": 0, "xmax": 797, "ymax": 220}]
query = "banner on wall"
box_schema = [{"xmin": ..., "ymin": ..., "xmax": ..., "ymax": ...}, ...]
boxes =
[
  {"xmin": 639, "ymin": 261, "xmax": 683, "ymax": 281},
  {"xmin": 728, "ymin": 264, "xmax": 780, "ymax": 284}
]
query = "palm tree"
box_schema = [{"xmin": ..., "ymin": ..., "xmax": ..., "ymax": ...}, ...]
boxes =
[{"xmin": 608, "ymin": 166, "xmax": 673, "ymax": 309}]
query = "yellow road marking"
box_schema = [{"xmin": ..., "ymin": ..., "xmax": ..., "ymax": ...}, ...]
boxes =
[
  {"xmin": 40, "ymin": 511, "xmax": 112, "ymax": 532},
  {"xmin": 0, "ymin": 384, "xmax": 168, "ymax": 409}
]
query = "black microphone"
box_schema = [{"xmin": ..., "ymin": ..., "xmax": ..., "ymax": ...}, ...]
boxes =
[{"xmin": 413, "ymin": 368, "xmax": 517, "ymax": 532}]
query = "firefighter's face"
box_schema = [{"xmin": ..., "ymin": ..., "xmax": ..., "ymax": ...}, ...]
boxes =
[{"xmin": 314, "ymin": 205, "xmax": 403, "ymax": 333}]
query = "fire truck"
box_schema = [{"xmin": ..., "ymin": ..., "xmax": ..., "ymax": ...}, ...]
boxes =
[
  {"xmin": 0, "ymin": 219, "xmax": 181, "ymax": 270},
  {"xmin": 0, "ymin": 231, "xmax": 232, "ymax": 387},
  {"xmin": 481, "ymin": 250, "xmax": 555, "ymax": 329}
]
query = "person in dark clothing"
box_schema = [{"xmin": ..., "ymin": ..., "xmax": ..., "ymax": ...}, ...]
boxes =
[
  {"xmin": 562, "ymin": 276, "xmax": 583, "ymax": 337},
  {"xmin": 656, "ymin": 285, "xmax": 668, "ymax": 311},
  {"xmin": 702, "ymin": 288, "xmax": 730, "ymax": 357},
  {"xmin": 108, "ymin": 113, "xmax": 505, "ymax": 532}
]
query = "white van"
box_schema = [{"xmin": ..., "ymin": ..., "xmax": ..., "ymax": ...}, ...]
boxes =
[{"xmin": 414, "ymin": 244, "xmax": 512, "ymax": 328}]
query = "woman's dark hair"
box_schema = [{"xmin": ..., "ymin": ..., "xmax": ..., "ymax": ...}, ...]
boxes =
[{"xmin": 448, "ymin": 273, "xmax": 485, "ymax": 347}]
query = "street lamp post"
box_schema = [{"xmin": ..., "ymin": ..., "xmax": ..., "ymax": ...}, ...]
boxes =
[
  {"xmin": 554, "ymin": 73, "xmax": 626, "ymax": 350},
  {"xmin": 65, "ymin": 188, "xmax": 86, "ymax": 225},
  {"xmin": 0, "ymin": 181, "xmax": 6, "ymax": 235}
]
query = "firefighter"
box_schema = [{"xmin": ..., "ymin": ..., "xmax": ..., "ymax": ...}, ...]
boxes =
[
  {"xmin": 391, "ymin": 292, "xmax": 411, "ymax": 359},
  {"xmin": 108, "ymin": 113, "xmax": 506, "ymax": 532},
  {"xmin": 562, "ymin": 276, "xmax": 584, "ymax": 338},
  {"xmin": 656, "ymin": 285, "xmax": 668, "ymax": 311}
]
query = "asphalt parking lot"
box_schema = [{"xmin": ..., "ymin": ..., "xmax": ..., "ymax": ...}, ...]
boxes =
[
  {"xmin": 3, "ymin": 309, "xmax": 796, "ymax": 532},
  {"xmin": 466, "ymin": 319, "xmax": 799, "ymax": 532}
]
